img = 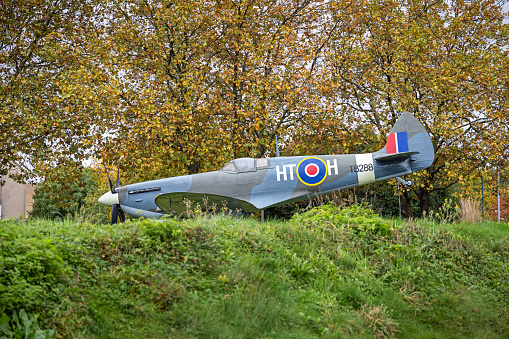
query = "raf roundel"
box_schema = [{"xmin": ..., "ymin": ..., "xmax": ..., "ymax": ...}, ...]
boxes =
[{"xmin": 297, "ymin": 157, "xmax": 327, "ymax": 186}]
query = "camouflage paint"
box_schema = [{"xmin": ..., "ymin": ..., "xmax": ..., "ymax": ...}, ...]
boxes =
[{"xmin": 100, "ymin": 113, "xmax": 434, "ymax": 218}]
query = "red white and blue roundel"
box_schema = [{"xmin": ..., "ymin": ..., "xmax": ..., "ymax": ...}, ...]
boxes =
[{"xmin": 296, "ymin": 157, "xmax": 327, "ymax": 186}]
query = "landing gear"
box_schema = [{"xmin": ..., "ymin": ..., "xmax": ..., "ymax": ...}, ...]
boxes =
[{"xmin": 396, "ymin": 177, "xmax": 413, "ymax": 187}]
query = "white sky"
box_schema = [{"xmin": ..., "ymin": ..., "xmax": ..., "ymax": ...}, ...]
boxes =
[{"xmin": 504, "ymin": 2, "xmax": 509, "ymax": 24}]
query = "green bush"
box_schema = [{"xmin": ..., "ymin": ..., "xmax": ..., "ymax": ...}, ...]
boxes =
[
  {"xmin": 30, "ymin": 166, "xmax": 97, "ymax": 220},
  {"xmin": 0, "ymin": 224, "xmax": 67, "ymax": 313},
  {"xmin": 291, "ymin": 202, "xmax": 393, "ymax": 236}
]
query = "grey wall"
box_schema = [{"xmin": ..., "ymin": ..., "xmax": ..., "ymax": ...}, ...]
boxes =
[{"xmin": 0, "ymin": 173, "xmax": 35, "ymax": 220}]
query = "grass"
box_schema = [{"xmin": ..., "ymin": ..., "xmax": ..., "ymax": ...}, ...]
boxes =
[
  {"xmin": 459, "ymin": 198, "xmax": 482, "ymax": 223},
  {"xmin": 1, "ymin": 205, "xmax": 508, "ymax": 338}
]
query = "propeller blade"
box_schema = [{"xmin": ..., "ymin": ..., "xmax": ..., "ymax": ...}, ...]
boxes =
[
  {"xmin": 119, "ymin": 208, "xmax": 125, "ymax": 223},
  {"xmin": 102, "ymin": 162, "xmax": 115, "ymax": 194},
  {"xmin": 111, "ymin": 204, "xmax": 119, "ymax": 225},
  {"xmin": 115, "ymin": 164, "xmax": 120, "ymax": 189}
]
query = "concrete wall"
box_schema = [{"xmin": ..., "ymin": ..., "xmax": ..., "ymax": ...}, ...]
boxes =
[{"xmin": 0, "ymin": 172, "xmax": 35, "ymax": 220}]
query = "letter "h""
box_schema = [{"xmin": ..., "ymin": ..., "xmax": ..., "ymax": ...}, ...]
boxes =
[
  {"xmin": 327, "ymin": 159, "xmax": 338, "ymax": 175},
  {"xmin": 276, "ymin": 165, "xmax": 287, "ymax": 181}
]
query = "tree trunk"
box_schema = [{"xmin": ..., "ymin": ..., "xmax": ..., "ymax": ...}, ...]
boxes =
[
  {"xmin": 418, "ymin": 188, "xmax": 431, "ymax": 217},
  {"xmin": 402, "ymin": 190, "xmax": 413, "ymax": 218}
]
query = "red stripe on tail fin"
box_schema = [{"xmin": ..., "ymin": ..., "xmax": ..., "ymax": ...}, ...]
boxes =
[{"xmin": 386, "ymin": 133, "xmax": 397, "ymax": 154}]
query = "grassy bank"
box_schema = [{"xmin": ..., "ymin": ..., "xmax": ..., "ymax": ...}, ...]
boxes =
[{"xmin": 1, "ymin": 205, "xmax": 508, "ymax": 338}]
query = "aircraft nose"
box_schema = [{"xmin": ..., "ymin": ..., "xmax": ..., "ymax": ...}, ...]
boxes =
[{"xmin": 98, "ymin": 191, "xmax": 119, "ymax": 207}]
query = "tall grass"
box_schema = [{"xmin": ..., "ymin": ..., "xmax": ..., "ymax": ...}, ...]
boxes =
[{"xmin": 460, "ymin": 198, "xmax": 482, "ymax": 223}]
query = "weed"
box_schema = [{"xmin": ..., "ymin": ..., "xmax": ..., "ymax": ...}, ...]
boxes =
[
  {"xmin": 398, "ymin": 283, "xmax": 421, "ymax": 306},
  {"xmin": 359, "ymin": 303, "xmax": 399, "ymax": 338},
  {"xmin": 424, "ymin": 197, "xmax": 460, "ymax": 224},
  {"xmin": 0, "ymin": 309, "xmax": 55, "ymax": 338}
]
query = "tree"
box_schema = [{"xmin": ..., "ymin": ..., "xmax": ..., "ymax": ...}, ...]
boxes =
[
  {"xmin": 208, "ymin": 0, "xmax": 323, "ymax": 159},
  {"xmin": 81, "ymin": 0, "xmax": 328, "ymax": 183},
  {"xmin": 313, "ymin": 0, "xmax": 509, "ymax": 216},
  {"xmin": 0, "ymin": 0, "xmax": 106, "ymax": 181}
]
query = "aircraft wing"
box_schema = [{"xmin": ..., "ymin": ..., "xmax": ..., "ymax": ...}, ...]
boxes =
[{"xmin": 155, "ymin": 192, "xmax": 257, "ymax": 215}]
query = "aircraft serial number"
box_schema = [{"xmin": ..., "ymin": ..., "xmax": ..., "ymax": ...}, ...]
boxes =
[{"xmin": 350, "ymin": 164, "xmax": 374, "ymax": 173}]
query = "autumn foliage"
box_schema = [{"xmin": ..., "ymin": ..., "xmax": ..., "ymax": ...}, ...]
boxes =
[{"xmin": 1, "ymin": 0, "xmax": 508, "ymax": 215}]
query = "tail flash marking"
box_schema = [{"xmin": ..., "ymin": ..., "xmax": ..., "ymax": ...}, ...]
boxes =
[{"xmin": 386, "ymin": 131, "xmax": 409, "ymax": 154}]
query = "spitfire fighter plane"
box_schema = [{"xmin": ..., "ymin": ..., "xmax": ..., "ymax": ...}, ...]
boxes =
[{"xmin": 99, "ymin": 113, "xmax": 434, "ymax": 224}]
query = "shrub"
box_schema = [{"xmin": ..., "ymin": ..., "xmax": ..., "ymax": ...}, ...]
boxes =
[
  {"xmin": 30, "ymin": 166, "xmax": 97, "ymax": 220},
  {"xmin": 291, "ymin": 203, "xmax": 393, "ymax": 236},
  {"xmin": 0, "ymin": 223, "xmax": 68, "ymax": 313}
]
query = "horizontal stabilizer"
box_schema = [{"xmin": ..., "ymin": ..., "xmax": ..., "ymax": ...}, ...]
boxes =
[{"xmin": 375, "ymin": 151, "xmax": 419, "ymax": 161}]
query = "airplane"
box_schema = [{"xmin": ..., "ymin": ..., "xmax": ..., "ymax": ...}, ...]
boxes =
[{"xmin": 99, "ymin": 113, "xmax": 434, "ymax": 224}]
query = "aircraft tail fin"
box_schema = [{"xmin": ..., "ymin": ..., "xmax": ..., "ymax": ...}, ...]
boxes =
[{"xmin": 375, "ymin": 113, "xmax": 434, "ymax": 171}]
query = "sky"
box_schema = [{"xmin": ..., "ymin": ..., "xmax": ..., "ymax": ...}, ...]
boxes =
[{"xmin": 504, "ymin": 1, "xmax": 509, "ymax": 24}]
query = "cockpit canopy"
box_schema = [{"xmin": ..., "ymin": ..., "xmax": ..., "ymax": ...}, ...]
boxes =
[{"xmin": 221, "ymin": 157, "xmax": 270, "ymax": 172}]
